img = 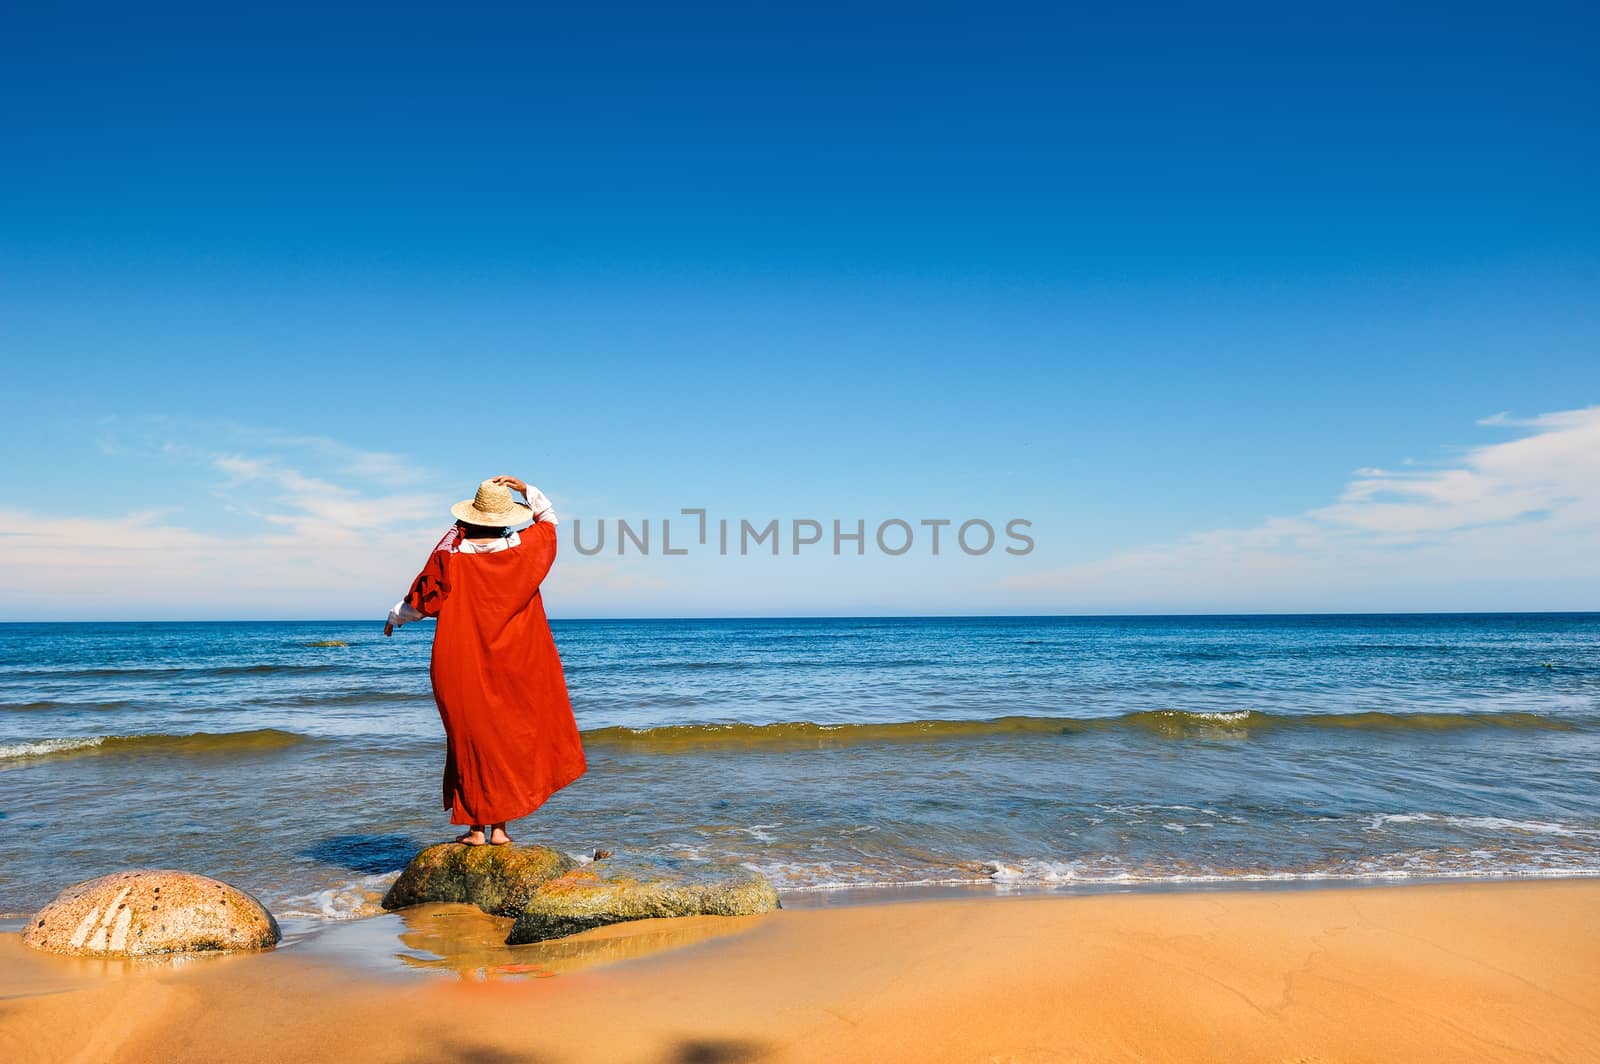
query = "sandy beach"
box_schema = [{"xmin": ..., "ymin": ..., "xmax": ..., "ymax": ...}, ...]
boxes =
[{"xmin": 4, "ymin": 879, "xmax": 1597, "ymax": 1063}]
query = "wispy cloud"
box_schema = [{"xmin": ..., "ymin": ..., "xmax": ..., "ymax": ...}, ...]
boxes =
[
  {"xmin": 1309, "ymin": 406, "xmax": 1597, "ymax": 537},
  {"xmin": 8, "ymin": 409, "xmax": 1597, "ymax": 619},
  {"xmin": 1009, "ymin": 405, "xmax": 1600, "ymax": 611},
  {"xmin": 245, "ymin": 430, "xmax": 430, "ymax": 487},
  {"xmin": 210, "ymin": 452, "xmax": 437, "ymax": 536},
  {"xmin": 1, "ymin": 423, "xmax": 453, "ymax": 618}
]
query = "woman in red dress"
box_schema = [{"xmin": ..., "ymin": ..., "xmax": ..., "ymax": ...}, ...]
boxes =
[{"xmin": 384, "ymin": 475, "xmax": 586, "ymax": 846}]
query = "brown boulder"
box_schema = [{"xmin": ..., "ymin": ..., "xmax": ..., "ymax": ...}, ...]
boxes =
[
  {"xmin": 24, "ymin": 870, "xmax": 280, "ymax": 957},
  {"xmin": 381, "ymin": 842, "xmax": 578, "ymax": 916},
  {"xmin": 507, "ymin": 855, "xmax": 781, "ymax": 944}
]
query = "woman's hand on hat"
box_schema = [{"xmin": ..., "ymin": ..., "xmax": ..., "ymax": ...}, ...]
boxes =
[{"xmin": 491, "ymin": 475, "xmax": 529, "ymax": 498}]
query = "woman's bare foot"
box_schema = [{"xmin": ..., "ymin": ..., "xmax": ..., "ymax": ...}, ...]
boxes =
[
  {"xmin": 489, "ymin": 826, "xmax": 512, "ymax": 846},
  {"xmin": 455, "ymin": 827, "xmax": 487, "ymax": 846}
]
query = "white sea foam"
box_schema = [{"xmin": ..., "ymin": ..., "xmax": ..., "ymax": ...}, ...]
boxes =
[
  {"xmin": 277, "ymin": 872, "xmax": 398, "ymax": 920},
  {"xmin": 691, "ymin": 824, "xmax": 784, "ymax": 844},
  {"xmin": 1438, "ymin": 815, "xmax": 1597, "ymax": 838},
  {"xmin": 0, "ymin": 736, "xmax": 105, "ymax": 760},
  {"xmin": 973, "ymin": 850, "xmax": 1600, "ymax": 888},
  {"xmin": 1367, "ymin": 812, "xmax": 1595, "ymax": 837},
  {"xmin": 1368, "ymin": 812, "xmax": 1438, "ymax": 829},
  {"xmin": 739, "ymin": 824, "xmax": 781, "ymax": 843}
]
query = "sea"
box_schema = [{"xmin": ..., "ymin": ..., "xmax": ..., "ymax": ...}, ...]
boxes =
[{"xmin": 2, "ymin": 614, "xmax": 1598, "ymax": 924}]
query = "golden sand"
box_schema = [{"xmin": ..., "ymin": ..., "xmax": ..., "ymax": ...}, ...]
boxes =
[{"xmin": 4, "ymin": 880, "xmax": 1597, "ymax": 1062}]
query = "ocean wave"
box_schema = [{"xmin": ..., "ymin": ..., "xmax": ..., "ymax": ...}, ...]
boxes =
[
  {"xmin": 0, "ymin": 699, "xmax": 133, "ymax": 713},
  {"xmin": 579, "ymin": 708, "xmax": 1586, "ymax": 747},
  {"xmin": 205, "ymin": 663, "xmax": 343, "ymax": 676},
  {"xmin": 0, "ymin": 663, "xmax": 342, "ymax": 679},
  {"xmin": 1367, "ymin": 813, "xmax": 1599, "ymax": 837},
  {"xmin": 975, "ymin": 861, "xmax": 1600, "ymax": 888},
  {"xmin": 742, "ymin": 843, "xmax": 1600, "ymax": 892},
  {"xmin": 0, "ymin": 728, "xmax": 312, "ymax": 763},
  {"xmin": 0, "ymin": 666, "xmax": 187, "ymax": 678},
  {"xmin": 277, "ymin": 872, "xmax": 399, "ymax": 920},
  {"xmin": 1095, "ymin": 708, "xmax": 1582, "ymax": 737},
  {"xmin": 580, "ymin": 717, "xmax": 1074, "ymax": 747},
  {"xmin": 261, "ymin": 690, "xmax": 432, "ymax": 708},
  {"xmin": 4, "ymin": 708, "xmax": 1574, "ymax": 760}
]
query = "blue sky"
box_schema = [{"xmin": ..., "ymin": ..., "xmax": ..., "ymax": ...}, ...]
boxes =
[{"xmin": 2, "ymin": 2, "xmax": 1597, "ymax": 619}]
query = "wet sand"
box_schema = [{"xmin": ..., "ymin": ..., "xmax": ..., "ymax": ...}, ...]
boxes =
[{"xmin": 3, "ymin": 880, "xmax": 1597, "ymax": 1063}]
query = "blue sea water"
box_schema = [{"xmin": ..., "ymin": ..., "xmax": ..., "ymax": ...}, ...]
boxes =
[{"xmin": 1, "ymin": 614, "xmax": 1598, "ymax": 920}]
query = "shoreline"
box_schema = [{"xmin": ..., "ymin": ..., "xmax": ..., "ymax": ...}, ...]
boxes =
[
  {"xmin": 5, "ymin": 878, "xmax": 1597, "ymax": 1061},
  {"xmin": 9, "ymin": 864, "xmax": 1600, "ymax": 928},
  {"xmin": 774, "ymin": 865, "xmax": 1600, "ymax": 907}
]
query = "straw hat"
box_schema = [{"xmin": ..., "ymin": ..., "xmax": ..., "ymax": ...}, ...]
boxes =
[{"xmin": 450, "ymin": 479, "xmax": 534, "ymax": 527}]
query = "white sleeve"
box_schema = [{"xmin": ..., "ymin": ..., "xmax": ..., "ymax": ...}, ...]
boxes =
[
  {"xmin": 526, "ymin": 486, "xmax": 558, "ymax": 526},
  {"xmin": 387, "ymin": 600, "xmax": 425, "ymax": 628}
]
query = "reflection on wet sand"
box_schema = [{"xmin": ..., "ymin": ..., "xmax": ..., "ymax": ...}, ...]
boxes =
[
  {"xmin": 387, "ymin": 903, "xmax": 766, "ymax": 980},
  {"xmin": 0, "ymin": 930, "xmax": 256, "ymax": 1002}
]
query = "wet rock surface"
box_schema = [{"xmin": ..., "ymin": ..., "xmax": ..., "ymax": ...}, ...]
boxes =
[
  {"xmin": 507, "ymin": 855, "xmax": 780, "ymax": 944},
  {"xmin": 382, "ymin": 842, "xmax": 578, "ymax": 916},
  {"xmin": 23, "ymin": 870, "xmax": 280, "ymax": 957}
]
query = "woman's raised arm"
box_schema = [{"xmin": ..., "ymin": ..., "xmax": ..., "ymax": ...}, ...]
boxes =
[
  {"xmin": 383, "ymin": 525, "xmax": 460, "ymax": 635},
  {"xmin": 490, "ymin": 475, "xmax": 558, "ymax": 524}
]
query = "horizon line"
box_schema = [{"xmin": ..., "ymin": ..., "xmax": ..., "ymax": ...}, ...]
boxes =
[{"xmin": 4, "ymin": 609, "xmax": 1597, "ymax": 625}]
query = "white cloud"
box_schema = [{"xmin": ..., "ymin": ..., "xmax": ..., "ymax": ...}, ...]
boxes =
[
  {"xmin": 1308, "ymin": 406, "xmax": 1599, "ymax": 537},
  {"xmin": 248, "ymin": 430, "xmax": 430, "ymax": 487},
  {"xmin": 2, "ymin": 423, "xmax": 652, "ymax": 618},
  {"xmin": 209, "ymin": 452, "xmax": 438, "ymax": 535},
  {"xmin": 1009, "ymin": 405, "xmax": 1600, "ymax": 611},
  {"xmin": 8, "ymin": 409, "xmax": 1598, "ymax": 619},
  {"xmin": 0, "ymin": 426, "xmax": 455, "ymax": 617}
]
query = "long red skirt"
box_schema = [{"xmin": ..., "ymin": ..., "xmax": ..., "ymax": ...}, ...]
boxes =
[{"xmin": 405, "ymin": 522, "xmax": 586, "ymax": 825}]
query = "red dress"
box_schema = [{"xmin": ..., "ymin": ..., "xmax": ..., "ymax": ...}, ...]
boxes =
[{"xmin": 403, "ymin": 521, "xmax": 586, "ymax": 825}]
